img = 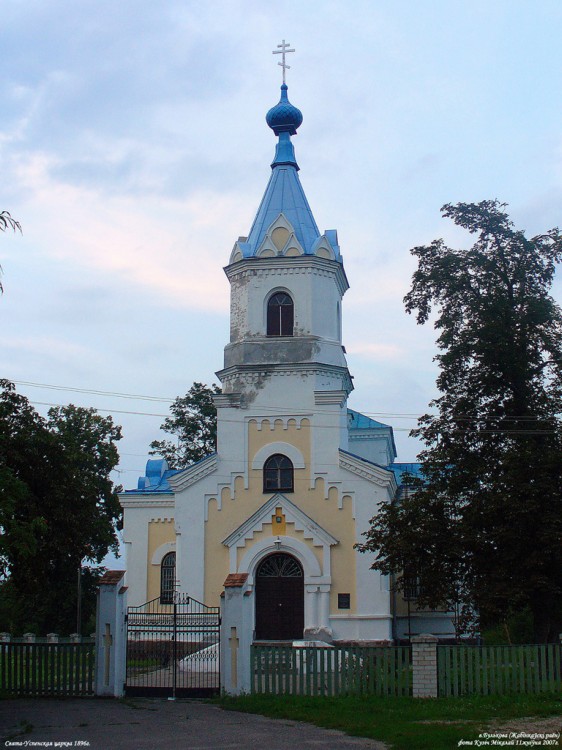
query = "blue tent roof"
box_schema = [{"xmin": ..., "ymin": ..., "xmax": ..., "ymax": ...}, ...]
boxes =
[
  {"xmin": 237, "ymin": 83, "xmax": 341, "ymax": 262},
  {"xmin": 245, "ymin": 165, "xmax": 320, "ymax": 255}
]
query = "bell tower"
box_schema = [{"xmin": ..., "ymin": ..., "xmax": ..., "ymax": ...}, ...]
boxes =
[{"xmin": 216, "ymin": 76, "xmax": 352, "ymax": 452}]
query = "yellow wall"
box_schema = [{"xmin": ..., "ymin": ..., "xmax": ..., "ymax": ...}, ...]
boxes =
[
  {"xmin": 147, "ymin": 518, "xmax": 175, "ymax": 602},
  {"xmin": 204, "ymin": 418, "xmax": 357, "ymax": 612}
]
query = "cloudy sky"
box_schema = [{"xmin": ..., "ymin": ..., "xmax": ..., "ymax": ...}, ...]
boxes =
[{"xmin": 2, "ymin": 0, "xmax": 562, "ymax": 501}]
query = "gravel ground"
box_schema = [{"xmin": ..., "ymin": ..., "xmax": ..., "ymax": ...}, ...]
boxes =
[{"xmin": 0, "ymin": 697, "xmax": 387, "ymax": 750}]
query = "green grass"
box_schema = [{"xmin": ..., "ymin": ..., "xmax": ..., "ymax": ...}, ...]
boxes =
[{"xmin": 218, "ymin": 693, "xmax": 562, "ymax": 750}]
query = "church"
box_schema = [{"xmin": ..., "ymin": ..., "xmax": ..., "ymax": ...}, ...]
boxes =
[{"xmin": 120, "ymin": 57, "xmax": 454, "ymax": 644}]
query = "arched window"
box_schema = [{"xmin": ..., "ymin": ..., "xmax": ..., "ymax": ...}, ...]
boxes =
[
  {"xmin": 263, "ymin": 454, "xmax": 294, "ymax": 493},
  {"xmin": 267, "ymin": 292, "xmax": 294, "ymax": 336},
  {"xmin": 160, "ymin": 551, "xmax": 176, "ymax": 604}
]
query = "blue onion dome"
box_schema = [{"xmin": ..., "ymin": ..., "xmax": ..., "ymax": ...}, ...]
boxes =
[{"xmin": 266, "ymin": 84, "xmax": 303, "ymax": 136}]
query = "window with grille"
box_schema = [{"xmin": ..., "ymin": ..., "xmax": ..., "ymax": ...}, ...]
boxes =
[
  {"xmin": 402, "ymin": 572, "xmax": 421, "ymax": 601},
  {"xmin": 263, "ymin": 454, "xmax": 294, "ymax": 493},
  {"xmin": 267, "ymin": 292, "xmax": 294, "ymax": 336},
  {"xmin": 160, "ymin": 552, "xmax": 176, "ymax": 604}
]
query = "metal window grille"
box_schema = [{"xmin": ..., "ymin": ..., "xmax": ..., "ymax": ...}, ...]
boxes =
[{"xmin": 160, "ymin": 552, "xmax": 176, "ymax": 604}]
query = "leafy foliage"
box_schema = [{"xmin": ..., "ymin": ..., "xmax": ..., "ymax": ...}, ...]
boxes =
[
  {"xmin": 150, "ymin": 382, "xmax": 220, "ymax": 469},
  {"xmin": 0, "ymin": 211, "xmax": 21, "ymax": 233},
  {"xmin": 0, "ymin": 210, "xmax": 22, "ymax": 294},
  {"xmin": 357, "ymin": 201, "xmax": 562, "ymax": 642},
  {"xmin": 0, "ymin": 380, "xmax": 122, "ymax": 634}
]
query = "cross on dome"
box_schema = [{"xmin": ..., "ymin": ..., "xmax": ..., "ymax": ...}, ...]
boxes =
[{"xmin": 272, "ymin": 39, "xmax": 295, "ymax": 84}]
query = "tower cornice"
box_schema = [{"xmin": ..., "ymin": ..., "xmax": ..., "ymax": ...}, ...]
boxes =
[
  {"xmin": 224, "ymin": 255, "xmax": 349, "ymax": 297},
  {"xmin": 216, "ymin": 361, "xmax": 354, "ymax": 398}
]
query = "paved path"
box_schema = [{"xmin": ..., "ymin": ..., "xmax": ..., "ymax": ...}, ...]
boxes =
[{"xmin": 0, "ymin": 698, "xmax": 386, "ymax": 750}]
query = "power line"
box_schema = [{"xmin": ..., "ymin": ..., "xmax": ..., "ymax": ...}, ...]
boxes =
[
  {"xmin": 12, "ymin": 380, "xmax": 174, "ymax": 403},
  {"xmin": 31, "ymin": 401, "xmax": 170, "ymax": 418},
  {"xmin": 11, "ymin": 380, "xmax": 562, "ymax": 430}
]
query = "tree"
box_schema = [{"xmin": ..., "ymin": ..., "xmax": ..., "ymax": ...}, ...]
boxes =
[
  {"xmin": 357, "ymin": 201, "xmax": 562, "ymax": 642},
  {"xmin": 150, "ymin": 382, "xmax": 220, "ymax": 469},
  {"xmin": 0, "ymin": 211, "xmax": 22, "ymax": 293},
  {"xmin": 0, "ymin": 380, "xmax": 122, "ymax": 634}
]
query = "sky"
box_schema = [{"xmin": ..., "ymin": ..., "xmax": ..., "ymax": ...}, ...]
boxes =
[{"xmin": 2, "ymin": 0, "xmax": 562, "ymax": 539}]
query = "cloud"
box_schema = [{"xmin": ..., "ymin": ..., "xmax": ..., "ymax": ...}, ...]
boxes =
[
  {"xmin": 346, "ymin": 342, "xmax": 404, "ymax": 361},
  {"xmin": 9, "ymin": 150, "xmax": 253, "ymax": 312},
  {"xmin": 0, "ymin": 335, "xmax": 93, "ymax": 359}
]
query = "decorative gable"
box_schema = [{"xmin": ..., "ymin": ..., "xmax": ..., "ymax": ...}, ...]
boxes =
[
  {"xmin": 256, "ymin": 213, "xmax": 304, "ymax": 258},
  {"xmin": 222, "ymin": 493, "xmax": 338, "ymax": 571}
]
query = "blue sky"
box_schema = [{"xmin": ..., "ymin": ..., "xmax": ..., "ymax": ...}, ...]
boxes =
[{"xmin": 2, "ymin": 0, "xmax": 562, "ymax": 505}]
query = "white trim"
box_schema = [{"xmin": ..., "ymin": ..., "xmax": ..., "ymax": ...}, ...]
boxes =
[
  {"xmin": 330, "ymin": 614, "xmax": 391, "ymax": 620},
  {"xmin": 119, "ymin": 496, "xmax": 175, "ymax": 509},
  {"xmin": 151, "ymin": 541, "xmax": 176, "ymax": 566},
  {"xmin": 168, "ymin": 454, "xmax": 218, "ymax": 492},
  {"xmin": 338, "ymin": 450, "xmax": 397, "ymax": 490},
  {"xmin": 237, "ymin": 535, "xmax": 323, "ymax": 585},
  {"xmin": 222, "ymin": 493, "xmax": 339, "ymax": 550},
  {"xmin": 251, "ymin": 442, "xmax": 305, "ymax": 469}
]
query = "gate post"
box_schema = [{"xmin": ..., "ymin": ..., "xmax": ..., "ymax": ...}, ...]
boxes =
[
  {"xmin": 411, "ymin": 634, "xmax": 439, "ymax": 697},
  {"xmin": 95, "ymin": 570, "xmax": 127, "ymax": 697},
  {"xmin": 221, "ymin": 573, "xmax": 252, "ymax": 695}
]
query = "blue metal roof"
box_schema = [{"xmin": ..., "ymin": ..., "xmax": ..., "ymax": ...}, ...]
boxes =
[
  {"xmin": 237, "ymin": 83, "xmax": 342, "ymax": 262},
  {"xmin": 387, "ymin": 462, "xmax": 423, "ymax": 484},
  {"xmin": 245, "ymin": 165, "xmax": 320, "ymax": 255},
  {"xmin": 266, "ymin": 84, "xmax": 303, "ymax": 137},
  {"xmin": 348, "ymin": 408, "xmax": 391, "ymax": 431},
  {"xmin": 339, "ymin": 448, "xmax": 390, "ymax": 472},
  {"xmin": 126, "ymin": 454, "xmax": 218, "ymax": 495},
  {"xmin": 120, "ymin": 458, "xmax": 178, "ymax": 494}
]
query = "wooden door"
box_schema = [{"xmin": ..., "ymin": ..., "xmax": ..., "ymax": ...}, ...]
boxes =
[{"xmin": 255, "ymin": 553, "xmax": 304, "ymax": 640}]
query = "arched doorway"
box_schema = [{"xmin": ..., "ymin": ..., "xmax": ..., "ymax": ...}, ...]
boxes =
[{"xmin": 255, "ymin": 553, "xmax": 304, "ymax": 640}]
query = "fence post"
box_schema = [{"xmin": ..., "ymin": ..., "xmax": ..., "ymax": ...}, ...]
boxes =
[
  {"xmin": 221, "ymin": 573, "xmax": 252, "ymax": 695},
  {"xmin": 411, "ymin": 634, "xmax": 439, "ymax": 697},
  {"xmin": 23, "ymin": 633, "xmax": 36, "ymax": 643},
  {"xmin": 47, "ymin": 633, "xmax": 59, "ymax": 643},
  {"xmin": 0, "ymin": 633, "xmax": 11, "ymax": 643},
  {"xmin": 95, "ymin": 570, "xmax": 127, "ymax": 697}
]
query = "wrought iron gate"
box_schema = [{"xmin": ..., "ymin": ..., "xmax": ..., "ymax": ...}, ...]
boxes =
[{"xmin": 125, "ymin": 594, "xmax": 220, "ymax": 698}]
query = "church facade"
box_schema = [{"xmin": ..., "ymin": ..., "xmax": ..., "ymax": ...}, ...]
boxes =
[{"xmin": 120, "ymin": 78, "xmax": 453, "ymax": 643}]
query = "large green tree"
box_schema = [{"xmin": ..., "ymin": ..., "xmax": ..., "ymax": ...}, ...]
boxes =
[
  {"xmin": 0, "ymin": 380, "xmax": 122, "ymax": 634},
  {"xmin": 150, "ymin": 382, "xmax": 220, "ymax": 469},
  {"xmin": 357, "ymin": 201, "xmax": 562, "ymax": 642}
]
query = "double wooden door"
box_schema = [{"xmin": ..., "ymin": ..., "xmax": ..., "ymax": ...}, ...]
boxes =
[{"xmin": 255, "ymin": 553, "xmax": 304, "ymax": 640}]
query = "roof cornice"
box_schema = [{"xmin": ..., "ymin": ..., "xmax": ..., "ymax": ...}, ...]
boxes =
[
  {"xmin": 339, "ymin": 449, "xmax": 397, "ymax": 491},
  {"xmin": 168, "ymin": 454, "xmax": 218, "ymax": 492}
]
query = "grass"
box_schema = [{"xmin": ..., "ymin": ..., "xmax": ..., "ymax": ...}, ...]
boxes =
[{"xmin": 218, "ymin": 693, "xmax": 562, "ymax": 750}]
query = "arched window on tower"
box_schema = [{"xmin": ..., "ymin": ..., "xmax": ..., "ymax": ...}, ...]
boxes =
[
  {"xmin": 263, "ymin": 454, "xmax": 294, "ymax": 493},
  {"xmin": 160, "ymin": 551, "xmax": 176, "ymax": 604},
  {"xmin": 267, "ymin": 292, "xmax": 294, "ymax": 336}
]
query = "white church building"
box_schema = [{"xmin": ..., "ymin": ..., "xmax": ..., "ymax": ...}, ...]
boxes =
[{"xmin": 120, "ymin": 68, "xmax": 454, "ymax": 644}]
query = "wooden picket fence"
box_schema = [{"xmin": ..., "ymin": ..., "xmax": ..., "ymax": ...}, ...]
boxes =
[
  {"xmin": 0, "ymin": 639, "xmax": 95, "ymax": 697},
  {"xmin": 251, "ymin": 644, "xmax": 412, "ymax": 697},
  {"xmin": 438, "ymin": 644, "xmax": 562, "ymax": 696}
]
